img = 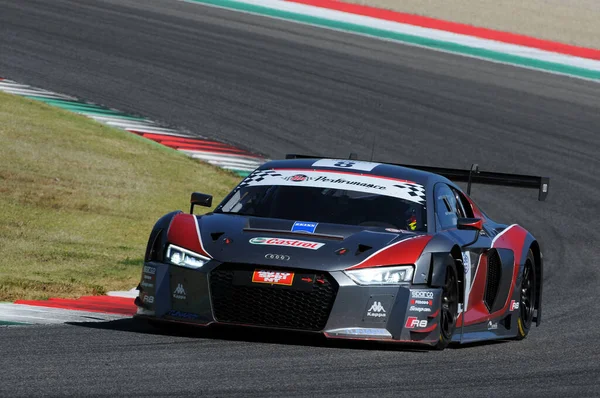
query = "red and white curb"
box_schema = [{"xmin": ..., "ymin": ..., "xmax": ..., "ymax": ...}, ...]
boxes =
[
  {"xmin": 282, "ymin": 0, "xmax": 600, "ymax": 62},
  {"xmin": 0, "ymin": 77, "xmax": 268, "ymax": 176},
  {"xmin": 0, "ymin": 300, "xmax": 135, "ymax": 326},
  {"xmin": 184, "ymin": 0, "xmax": 600, "ymax": 81},
  {"xmin": 0, "ymin": 291, "xmax": 138, "ymax": 326}
]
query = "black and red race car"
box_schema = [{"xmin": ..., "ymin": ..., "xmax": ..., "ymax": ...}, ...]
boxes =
[{"xmin": 135, "ymin": 155, "xmax": 549, "ymax": 349}]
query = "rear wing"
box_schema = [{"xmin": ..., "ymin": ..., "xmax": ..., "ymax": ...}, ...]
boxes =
[{"xmin": 285, "ymin": 154, "xmax": 550, "ymax": 201}]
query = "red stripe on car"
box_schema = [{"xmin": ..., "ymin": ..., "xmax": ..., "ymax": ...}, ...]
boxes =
[
  {"xmin": 167, "ymin": 213, "xmax": 211, "ymax": 258},
  {"xmin": 346, "ymin": 235, "xmax": 432, "ymax": 270}
]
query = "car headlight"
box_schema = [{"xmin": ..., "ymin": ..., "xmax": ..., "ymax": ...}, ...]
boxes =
[
  {"xmin": 345, "ymin": 265, "xmax": 414, "ymax": 285},
  {"xmin": 166, "ymin": 244, "xmax": 209, "ymax": 269}
]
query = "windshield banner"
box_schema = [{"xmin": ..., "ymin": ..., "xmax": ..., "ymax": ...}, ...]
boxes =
[{"xmin": 238, "ymin": 169, "xmax": 426, "ymax": 204}]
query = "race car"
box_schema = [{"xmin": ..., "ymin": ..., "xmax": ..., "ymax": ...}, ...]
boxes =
[{"xmin": 134, "ymin": 155, "xmax": 549, "ymax": 349}]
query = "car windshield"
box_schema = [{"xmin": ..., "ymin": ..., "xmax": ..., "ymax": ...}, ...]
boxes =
[{"xmin": 214, "ymin": 170, "xmax": 428, "ymax": 232}]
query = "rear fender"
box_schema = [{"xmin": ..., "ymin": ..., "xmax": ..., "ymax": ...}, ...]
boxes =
[
  {"xmin": 492, "ymin": 225, "xmax": 542, "ymax": 326},
  {"xmin": 528, "ymin": 240, "xmax": 543, "ymax": 326}
]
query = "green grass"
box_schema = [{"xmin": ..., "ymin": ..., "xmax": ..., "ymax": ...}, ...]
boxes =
[{"xmin": 0, "ymin": 91, "xmax": 241, "ymax": 301}]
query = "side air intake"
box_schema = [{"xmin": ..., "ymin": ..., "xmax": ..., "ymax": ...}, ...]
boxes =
[{"xmin": 484, "ymin": 250, "xmax": 502, "ymax": 311}]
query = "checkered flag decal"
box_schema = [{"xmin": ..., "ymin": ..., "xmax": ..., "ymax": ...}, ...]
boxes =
[
  {"xmin": 393, "ymin": 182, "xmax": 426, "ymax": 203},
  {"xmin": 239, "ymin": 169, "xmax": 282, "ymax": 187}
]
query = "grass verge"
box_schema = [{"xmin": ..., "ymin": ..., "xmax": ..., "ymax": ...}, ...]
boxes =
[{"xmin": 0, "ymin": 91, "xmax": 241, "ymax": 300}]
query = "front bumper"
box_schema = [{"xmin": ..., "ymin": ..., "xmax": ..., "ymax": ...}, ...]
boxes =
[{"xmin": 135, "ymin": 261, "xmax": 442, "ymax": 345}]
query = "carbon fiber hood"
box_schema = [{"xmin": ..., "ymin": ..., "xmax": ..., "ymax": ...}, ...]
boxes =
[{"xmin": 197, "ymin": 213, "xmax": 421, "ymax": 271}]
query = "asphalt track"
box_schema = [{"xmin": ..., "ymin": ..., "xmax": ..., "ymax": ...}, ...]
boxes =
[{"xmin": 1, "ymin": 0, "xmax": 600, "ymax": 396}]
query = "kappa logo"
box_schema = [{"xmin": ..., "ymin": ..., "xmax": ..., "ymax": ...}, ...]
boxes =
[
  {"xmin": 174, "ymin": 284, "xmax": 186, "ymax": 295},
  {"xmin": 369, "ymin": 302, "xmax": 386, "ymax": 313},
  {"xmin": 172, "ymin": 283, "xmax": 186, "ymax": 300},
  {"xmin": 366, "ymin": 301, "xmax": 387, "ymax": 318}
]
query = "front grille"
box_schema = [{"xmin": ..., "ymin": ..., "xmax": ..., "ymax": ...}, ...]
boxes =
[
  {"xmin": 484, "ymin": 250, "xmax": 502, "ymax": 310},
  {"xmin": 209, "ymin": 263, "xmax": 338, "ymax": 331}
]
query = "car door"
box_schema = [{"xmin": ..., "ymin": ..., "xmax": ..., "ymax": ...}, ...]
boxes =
[
  {"xmin": 441, "ymin": 185, "xmax": 517, "ymax": 328},
  {"xmin": 434, "ymin": 183, "xmax": 491, "ymax": 316}
]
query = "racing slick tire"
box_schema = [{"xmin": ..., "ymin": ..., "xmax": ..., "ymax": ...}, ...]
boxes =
[
  {"xmin": 433, "ymin": 257, "xmax": 459, "ymax": 350},
  {"xmin": 515, "ymin": 250, "xmax": 536, "ymax": 340}
]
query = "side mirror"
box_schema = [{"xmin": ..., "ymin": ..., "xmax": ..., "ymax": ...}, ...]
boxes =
[
  {"xmin": 457, "ymin": 218, "xmax": 483, "ymax": 231},
  {"xmin": 190, "ymin": 192, "xmax": 213, "ymax": 214},
  {"xmin": 457, "ymin": 218, "xmax": 483, "ymax": 248}
]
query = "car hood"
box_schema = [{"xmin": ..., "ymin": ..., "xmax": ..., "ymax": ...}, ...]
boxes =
[{"xmin": 197, "ymin": 213, "xmax": 423, "ymax": 271}]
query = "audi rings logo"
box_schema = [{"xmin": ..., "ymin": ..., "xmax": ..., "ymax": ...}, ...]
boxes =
[{"xmin": 265, "ymin": 253, "xmax": 290, "ymax": 261}]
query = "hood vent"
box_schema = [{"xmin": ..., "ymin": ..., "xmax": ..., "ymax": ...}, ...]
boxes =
[
  {"xmin": 355, "ymin": 244, "xmax": 373, "ymax": 255},
  {"xmin": 211, "ymin": 232, "xmax": 225, "ymax": 241}
]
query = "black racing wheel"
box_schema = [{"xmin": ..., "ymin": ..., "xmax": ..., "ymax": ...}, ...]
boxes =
[
  {"xmin": 434, "ymin": 258, "xmax": 459, "ymax": 350},
  {"xmin": 515, "ymin": 250, "xmax": 536, "ymax": 340}
]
